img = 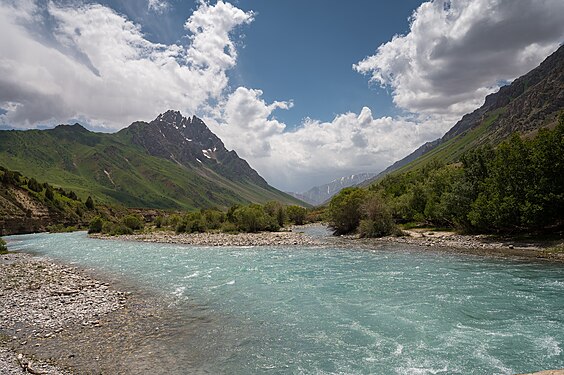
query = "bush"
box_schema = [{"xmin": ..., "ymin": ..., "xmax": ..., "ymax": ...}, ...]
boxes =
[
  {"xmin": 122, "ymin": 215, "xmax": 144, "ymax": 231},
  {"xmin": 327, "ymin": 187, "xmax": 368, "ymax": 235},
  {"xmin": 202, "ymin": 209, "xmax": 225, "ymax": 230},
  {"xmin": 110, "ymin": 223, "xmax": 133, "ymax": 236},
  {"xmin": 85, "ymin": 196, "xmax": 95, "ymax": 210},
  {"xmin": 287, "ymin": 205, "xmax": 307, "ymax": 225},
  {"xmin": 0, "ymin": 238, "xmax": 8, "ymax": 254},
  {"xmin": 27, "ymin": 178, "xmax": 42, "ymax": 192},
  {"xmin": 175, "ymin": 222, "xmax": 187, "ymax": 234},
  {"xmin": 358, "ymin": 193, "xmax": 396, "ymax": 238},
  {"xmin": 181, "ymin": 212, "xmax": 207, "ymax": 233},
  {"xmin": 166, "ymin": 214, "xmax": 182, "ymax": 228},
  {"xmin": 220, "ymin": 221, "xmax": 239, "ymax": 233},
  {"xmin": 88, "ymin": 216, "xmax": 104, "ymax": 234},
  {"xmin": 264, "ymin": 201, "xmax": 287, "ymax": 227},
  {"xmin": 233, "ymin": 204, "xmax": 279, "ymax": 232},
  {"xmin": 154, "ymin": 215, "xmax": 163, "ymax": 228},
  {"xmin": 45, "ymin": 186, "xmax": 54, "ymax": 201}
]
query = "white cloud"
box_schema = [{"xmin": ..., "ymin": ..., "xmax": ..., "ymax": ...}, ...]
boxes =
[
  {"xmin": 208, "ymin": 89, "xmax": 453, "ymax": 192},
  {"xmin": 2, "ymin": 0, "xmax": 563, "ymax": 193},
  {"xmin": 0, "ymin": 0, "xmax": 253, "ymax": 129},
  {"xmin": 147, "ymin": 0, "xmax": 169, "ymax": 14},
  {"xmin": 209, "ymin": 0, "xmax": 564, "ymax": 192},
  {"xmin": 354, "ymin": 0, "xmax": 564, "ymax": 118},
  {"xmin": 184, "ymin": 1, "xmax": 254, "ymax": 70}
]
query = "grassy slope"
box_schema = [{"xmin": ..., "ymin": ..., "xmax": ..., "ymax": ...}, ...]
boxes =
[
  {"xmin": 389, "ymin": 109, "xmax": 505, "ymax": 176},
  {"xmin": 0, "ymin": 127, "xmax": 304, "ymax": 210}
]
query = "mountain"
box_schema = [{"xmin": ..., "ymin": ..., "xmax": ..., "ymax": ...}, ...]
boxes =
[
  {"xmin": 290, "ymin": 173, "xmax": 377, "ymax": 205},
  {"xmin": 363, "ymin": 44, "xmax": 564, "ymax": 185},
  {"xmin": 0, "ymin": 111, "xmax": 304, "ymax": 210}
]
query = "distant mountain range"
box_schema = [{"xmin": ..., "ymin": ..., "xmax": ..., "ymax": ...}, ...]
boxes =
[
  {"xmin": 361, "ymin": 44, "xmax": 564, "ymax": 186},
  {"xmin": 290, "ymin": 173, "xmax": 377, "ymax": 206},
  {"xmin": 0, "ymin": 110, "xmax": 304, "ymax": 210}
]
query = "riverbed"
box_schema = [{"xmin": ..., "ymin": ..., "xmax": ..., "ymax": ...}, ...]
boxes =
[{"xmin": 2, "ymin": 231, "xmax": 564, "ymax": 374}]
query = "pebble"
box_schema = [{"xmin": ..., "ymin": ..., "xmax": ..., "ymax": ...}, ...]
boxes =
[
  {"xmin": 0, "ymin": 252, "xmax": 127, "ymax": 374},
  {"xmin": 94, "ymin": 230, "xmax": 322, "ymax": 247}
]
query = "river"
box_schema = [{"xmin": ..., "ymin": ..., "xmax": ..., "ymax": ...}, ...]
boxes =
[{"xmin": 6, "ymin": 231, "xmax": 564, "ymax": 374}]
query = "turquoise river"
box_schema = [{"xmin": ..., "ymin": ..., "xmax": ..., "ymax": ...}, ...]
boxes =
[{"xmin": 5, "ymin": 231, "xmax": 564, "ymax": 374}]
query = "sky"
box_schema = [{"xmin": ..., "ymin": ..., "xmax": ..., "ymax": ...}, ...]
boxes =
[{"xmin": 1, "ymin": 0, "xmax": 563, "ymax": 192}]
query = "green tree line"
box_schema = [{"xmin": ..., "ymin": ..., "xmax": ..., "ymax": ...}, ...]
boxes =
[
  {"xmin": 328, "ymin": 114, "xmax": 564, "ymax": 236},
  {"xmin": 89, "ymin": 202, "xmax": 314, "ymax": 235}
]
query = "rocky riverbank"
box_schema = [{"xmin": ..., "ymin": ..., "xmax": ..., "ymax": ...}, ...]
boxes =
[
  {"xmin": 92, "ymin": 224, "xmax": 564, "ymax": 262},
  {"xmin": 353, "ymin": 228, "xmax": 564, "ymax": 261},
  {"xmin": 93, "ymin": 229, "xmax": 322, "ymax": 247},
  {"xmin": 0, "ymin": 252, "xmax": 208, "ymax": 374}
]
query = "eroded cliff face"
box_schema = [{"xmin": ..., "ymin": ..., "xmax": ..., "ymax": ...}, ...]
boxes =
[{"xmin": 0, "ymin": 186, "xmax": 71, "ymax": 235}]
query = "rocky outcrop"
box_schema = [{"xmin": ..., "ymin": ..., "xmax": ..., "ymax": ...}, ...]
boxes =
[
  {"xmin": 0, "ymin": 186, "xmax": 70, "ymax": 236},
  {"xmin": 120, "ymin": 110, "xmax": 270, "ymax": 187}
]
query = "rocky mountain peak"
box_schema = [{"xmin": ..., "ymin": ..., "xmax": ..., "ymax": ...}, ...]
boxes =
[{"xmin": 121, "ymin": 110, "xmax": 269, "ymax": 187}]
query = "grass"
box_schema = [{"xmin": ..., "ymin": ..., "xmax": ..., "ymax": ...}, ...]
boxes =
[
  {"xmin": 0, "ymin": 126, "xmax": 305, "ymax": 210},
  {"xmin": 388, "ymin": 108, "xmax": 506, "ymax": 177}
]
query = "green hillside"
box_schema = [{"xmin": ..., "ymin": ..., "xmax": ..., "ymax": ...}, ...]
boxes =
[
  {"xmin": 0, "ymin": 119, "xmax": 304, "ymax": 210},
  {"xmin": 365, "ymin": 44, "xmax": 564, "ymax": 184}
]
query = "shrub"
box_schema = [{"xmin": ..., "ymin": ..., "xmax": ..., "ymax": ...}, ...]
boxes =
[
  {"xmin": 233, "ymin": 204, "xmax": 277, "ymax": 232},
  {"xmin": 202, "ymin": 209, "xmax": 226, "ymax": 230},
  {"xmin": 287, "ymin": 205, "xmax": 307, "ymax": 225},
  {"xmin": 85, "ymin": 196, "xmax": 95, "ymax": 210},
  {"xmin": 327, "ymin": 187, "xmax": 368, "ymax": 235},
  {"xmin": 358, "ymin": 193, "xmax": 396, "ymax": 238},
  {"xmin": 264, "ymin": 201, "xmax": 287, "ymax": 227},
  {"xmin": 88, "ymin": 216, "xmax": 104, "ymax": 234},
  {"xmin": 0, "ymin": 238, "xmax": 8, "ymax": 254},
  {"xmin": 154, "ymin": 215, "xmax": 163, "ymax": 228},
  {"xmin": 175, "ymin": 223, "xmax": 187, "ymax": 234},
  {"xmin": 166, "ymin": 214, "xmax": 182, "ymax": 228},
  {"xmin": 27, "ymin": 178, "xmax": 42, "ymax": 192},
  {"xmin": 122, "ymin": 215, "xmax": 144, "ymax": 231},
  {"xmin": 45, "ymin": 186, "xmax": 54, "ymax": 201},
  {"xmin": 110, "ymin": 223, "xmax": 133, "ymax": 236},
  {"xmin": 181, "ymin": 212, "xmax": 207, "ymax": 233},
  {"xmin": 220, "ymin": 221, "xmax": 239, "ymax": 233}
]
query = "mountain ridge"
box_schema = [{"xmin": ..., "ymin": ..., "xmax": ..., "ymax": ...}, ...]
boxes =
[
  {"xmin": 290, "ymin": 172, "xmax": 377, "ymax": 206},
  {"xmin": 362, "ymin": 44, "xmax": 564, "ymax": 186},
  {"xmin": 0, "ymin": 111, "xmax": 304, "ymax": 210}
]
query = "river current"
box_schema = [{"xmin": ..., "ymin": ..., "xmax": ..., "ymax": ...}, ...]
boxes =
[{"xmin": 6, "ymin": 231, "xmax": 564, "ymax": 374}]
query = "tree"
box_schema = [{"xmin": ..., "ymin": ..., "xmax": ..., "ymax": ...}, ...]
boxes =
[
  {"xmin": 287, "ymin": 205, "xmax": 307, "ymax": 225},
  {"xmin": 327, "ymin": 187, "xmax": 368, "ymax": 235},
  {"xmin": 45, "ymin": 186, "xmax": 54, "ymax": 201},
  {"xmin": 264, "ymin": 201, "xmax": 286, "ymax": 227},
  {"xmin": 358, "ymin": 193, "xmax": 396, "ymax": 238},
  {"xmin": 85, "ymin": 196, "xmax": 95, "ymax": 210},
  {"xmin": 122, "ymin": 215, "xmax": 144, "ymax": 231},
  {"xmin": 88, "ymin": 216, "xmax": 104, "ymax": 234},
  {"xmin": 233, "ymin": 204, "xmax": 278, "ymax": 232},
  {"xmin": 27, "ymin": 178, "xmax": 42, "ymax": 192}
]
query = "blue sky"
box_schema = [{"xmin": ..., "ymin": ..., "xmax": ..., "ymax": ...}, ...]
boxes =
[
  {"xmin": 98, "ymin": 0, "xmax": 424, "ymax": 128},
  {"xmin": 1, "ymin": 1, "xmax": 563, "ymax": 191}
]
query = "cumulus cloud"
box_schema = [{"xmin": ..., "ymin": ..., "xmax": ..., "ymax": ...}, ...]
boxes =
[
  {"xmin": 208, "ymin": 89, "xmax": 452, "ymax": 191},
  {"xmin": 354, "ymin": 0, "xmax": 564, "ymax": 117},
  {"xmin": 2, "ymin": 0, "xmax": 563, "ymax": 192},
  {"xmin": 0, "ymin": 0, "xmax": 253, "ymax": 129}
]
